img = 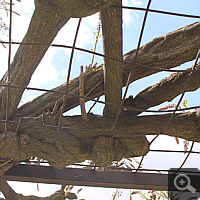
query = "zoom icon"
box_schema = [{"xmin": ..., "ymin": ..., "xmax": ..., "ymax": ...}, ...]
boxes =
[
  {"xmin": 174, "ymin": 174, "xmax": 196, "ymax": 193},
  {"xmin": 168, "ymin": 168, "xmax": 200, "ymax": 200}
]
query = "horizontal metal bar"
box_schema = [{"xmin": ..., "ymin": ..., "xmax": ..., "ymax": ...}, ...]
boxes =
[
  {"xmin": 110, "ymin": 5, "xmax": 200, "ymax": 19},
  {"xmin": 1, "ymin": 164, "xmax": 169, "ymax": 190},
  {"xmin": 150, "ymin": 149, "xmax": 200, "ymax": 154},
  {"xmin": 1, "ymin": 41, "xmax": 199, "ymax": 73},
  {"xmin": 0, "ymin": 84, "xmax": 199, "ymax": 114}
]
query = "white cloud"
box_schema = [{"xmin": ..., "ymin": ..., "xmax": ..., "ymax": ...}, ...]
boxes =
[
  {"xmin": 26, "ymin": 13, "xmax": 99, "ymax": 88},
  {"xmin": 28, "ymin": 48, "xmax": 60, "ymax": 88},
  {"xmin": 0, "ymin": 1, "xmax": 35, "ymax": 80},
  {"xmin": 77, "ymin": 21, "xmax": 94, "ymax": 47},
  {"xmin": 83, "ymin": 12, "xmax": 100, "ymax": 27},
  {"xmin": 53, "ymin": 17, "xmax": 94, "ymax": 48},
  {"xmin": 49, "ymin": 15, "xmax": 97, "ymax": 75},
  {"xmin": 7, "ymin": 181, "xmax": 61, "ymax": 198},
  {"xmin": 76, "ymin": 54, "xmax": 83, "ymax": 62},
  {"xmin": 123, "ymin": 0, "xmax": 142, "ymax": 26},
  {"xmin": 61, "ymin": 69, "xmax": 68, "ymax": 78},
  {"xmin": 0, "ymin": 46, "xmax": 8, "ymax": 78},
  {"xmin": 0, "ymin": 1, "xmax": 98, "ymax": 88},
  {"xmin": 123, "ymin": 8, "xmax": 132, "ymax": 26},
  {"xmin": 13, "ymin": 0, "xmax": 34, "ymax": 16},
  {"xmin": 12, "ymin": 0, "xmax": 34, "ymax": 42},
  {"xmin": 131, "ymin": 0, "xmax": 143, "ymax": 6},
  {"xmin": 0, "ymin": 1, "xmax": 60, "ymax": 89}
]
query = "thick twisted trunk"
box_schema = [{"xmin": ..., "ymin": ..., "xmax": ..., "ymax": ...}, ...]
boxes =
[{"xmin": 0, "ymin": 110, "xmax": 199, "ymax": 175}]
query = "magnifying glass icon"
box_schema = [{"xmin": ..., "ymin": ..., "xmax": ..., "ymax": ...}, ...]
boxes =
[{"xmin": 174, "ymin": 174, "xmax": 196, "ymax": 193}]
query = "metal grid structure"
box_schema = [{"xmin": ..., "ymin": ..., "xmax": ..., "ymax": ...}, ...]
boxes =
[{"xmin": 0, "ymin": 0, "xmax": 200, "ymax": 189}]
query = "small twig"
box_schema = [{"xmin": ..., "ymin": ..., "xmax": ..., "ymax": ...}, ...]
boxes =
[
  {"xmin": 52, "ymin": 101, "xmax": 58, "ymax": 116},
  {"xmin": 0, "ymin": 39, "xmax": 6, "ymax": 48},
  {"xmin": 15, "ymin": 117, "xmax": 21, "ymax": 133},
  {"xmin": 79, "ymin": 66, "xmax": 88, "ymax": 120},
  {"xmin": 0, "ymin": 159, "xmax": 12, "ymax": 167},
  {"xmin": 90, "ymin": 22, "xmax": 101, "ymax": 67}
]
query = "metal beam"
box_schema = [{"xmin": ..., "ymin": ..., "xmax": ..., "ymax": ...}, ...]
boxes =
[{"xmin": 1, "ymin": 164, "xmax": 168, "ymax": 190}]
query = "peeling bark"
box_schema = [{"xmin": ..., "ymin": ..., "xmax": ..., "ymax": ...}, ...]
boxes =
[{"xmin": 0, "ymin": 111, "xmax": 199, "ymax": 175}]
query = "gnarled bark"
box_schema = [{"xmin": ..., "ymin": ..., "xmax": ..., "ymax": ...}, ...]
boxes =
[
  {"xmin": 0, "ymin": 0, "xmax": 199, "ymax": 184},
  {"xmin": 0, "ymin": 111, "xmax": 199, "ymax": 176}
]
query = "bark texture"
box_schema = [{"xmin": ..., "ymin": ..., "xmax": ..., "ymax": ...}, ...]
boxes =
[
  {"xmin": 125, "ymin": 62, "xmax": 200, "ymax": 116},
  {"xmin": 0, "ymin": 111, "xmax": 199, "ymax": 175},
  {"xmin": 0, "ymin": 7, "xmax": 70, "ymax": 120},
  {"xmin": 0, "ymin": 0, "xmax": 117, "ymax": 120},
  {"xmin": 101, "ymin": 0, "xmax": 123, "ymax": 117},
  {"xmin": 0, "ymin": 180, "xmax": 18, "ymax": 200},
  {"xmin": 0, "ymin": 0, "xmax": 199, "ymax": 191},
  {"xmin": 15, "ymin": 21, "xmax": 200, "ymax": 118}
]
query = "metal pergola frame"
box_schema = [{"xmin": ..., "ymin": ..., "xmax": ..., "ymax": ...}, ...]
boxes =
[{"xmin": 1, "ymin": 164, "xmax": 169, "ymax": 191}]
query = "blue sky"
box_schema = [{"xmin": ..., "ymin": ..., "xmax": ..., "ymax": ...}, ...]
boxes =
[{"xmin": 0, "ymin": 0, "xmax": 200, "ymax": 199}]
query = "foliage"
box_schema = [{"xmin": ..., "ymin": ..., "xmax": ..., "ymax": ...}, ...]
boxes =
[
  {"xmin": 0, "ymin": 0, "xmax": 20, "ymax": 48},
  {"xmin": 84, "ymin": 21, "xmax": 102, "ymax": 73},
  {"xmin": 111, "ymin": 189, "xmax": 122, "ymax": 200},
  {"xmin": 0, "ymin": 0, "xmax": 9, "ymax": 36},
  {"xmin": 110, "ymin": 157, "xmax": 143, "ymax": 170},
  {"xmin": 90, "ymin": 21, "xmax": 101, "ymax": 68},
  {"xmin": 157, "ymin": 100, "xmax": 194, "ymax": 151},
  {"xmin": 139, "ymin": 190, "xmax": 170, "ymax": 200},
  {"xmin": 64, "ymin": 185, "xmax": 84, "ymax": 200}
]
